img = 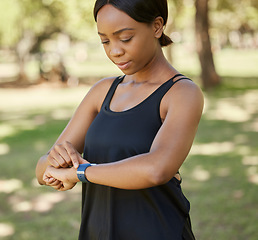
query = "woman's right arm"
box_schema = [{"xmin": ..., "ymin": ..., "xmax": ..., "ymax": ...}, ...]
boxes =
[{"xmin": 35, "ymin": 77, "xmax": 115, "ymax": 185}]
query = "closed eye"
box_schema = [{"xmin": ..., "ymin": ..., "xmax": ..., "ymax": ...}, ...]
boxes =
[
  {"xmin": 101, "ymin": 40, "xmax": 110, "ymax": 45},
  {"xmin": 121, "ymin": 36, "xmax": 133, "ymax": 43},
  {"xmin": 101, "ymin": 36, "xmax": 133, "ymax": 45}
]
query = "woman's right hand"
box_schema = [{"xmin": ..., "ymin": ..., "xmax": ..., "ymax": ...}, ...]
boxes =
[
  {"xmin": 43, "ymin": 165, "xmax": 79, "ymax": 191},
  {"xmin": 47, "ymin": 141, "xmax": 85, "ymax": 169}
]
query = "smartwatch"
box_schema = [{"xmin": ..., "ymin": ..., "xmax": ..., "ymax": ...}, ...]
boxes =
[{"xmin": 77, "ymin": 163, "xmax": 96, "ymax": 183}]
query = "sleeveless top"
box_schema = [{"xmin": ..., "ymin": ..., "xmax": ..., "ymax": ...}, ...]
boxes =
[{"xmin": 79, "ymin": 74, "xmax": 195, "ymax": 240}]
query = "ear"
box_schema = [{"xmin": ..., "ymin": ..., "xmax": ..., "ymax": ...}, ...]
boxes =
[{"xmin": 153, "ymin": 16, "xmax": 164, "ymax": 39}]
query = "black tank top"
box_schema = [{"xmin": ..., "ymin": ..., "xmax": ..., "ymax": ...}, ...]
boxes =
[{"xmin": 79, "ymin": 74, "xmax": 195, "ymax": 240}]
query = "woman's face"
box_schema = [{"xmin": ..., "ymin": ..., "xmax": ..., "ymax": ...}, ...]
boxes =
[{"xmin": 96, "ymin": 4, "xmax": 161, "ymax": 75}]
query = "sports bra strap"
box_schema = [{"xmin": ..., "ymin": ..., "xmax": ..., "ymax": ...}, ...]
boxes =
[
  {"xmin": 101, "ymin": 74, "xmax": 192, "ymax": 110},
  {"xmin": 172, "ymin": 77, "xmax": 192, "ymax": 85},
  {"xmin": 101, "ymin": 76, "xmax": 124, "ymax": 109}
]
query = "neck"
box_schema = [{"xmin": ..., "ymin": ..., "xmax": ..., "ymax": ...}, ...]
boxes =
[{"xmin": 130, "ymin": 48, "xmax": 177, "ymax": 84}]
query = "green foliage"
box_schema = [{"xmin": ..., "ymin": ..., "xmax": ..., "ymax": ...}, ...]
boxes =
[
  {"xmin": 62, "ymin": 0, "xmax": 96, "ymax": 40},
  {"xmin": 211, "ymin": 0, "xmax": 258, "ymax": 31},
  {"xmin": 0, "ymin": 0, "xmax": 21, "ymax": 46},
  {"xmin": 21, "ymin": 0, "xmax": 66, "ymax": 34},
  {"xmin": 0, "ymin": 0, "xmax": 256, "ymax": 50},
  {"xmin": 0, "ymin": 0, "xmax": 96, "ymax": 48}
]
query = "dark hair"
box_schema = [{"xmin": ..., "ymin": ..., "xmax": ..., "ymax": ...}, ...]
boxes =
[{"xmin": 94, "ymin": 0, "xmax": 173, "ymax": 47}]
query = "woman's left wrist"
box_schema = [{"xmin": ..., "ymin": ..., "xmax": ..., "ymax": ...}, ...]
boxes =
[{"xmin": 69, "ymin": 167, "xmax": 80, "ymax": 183}]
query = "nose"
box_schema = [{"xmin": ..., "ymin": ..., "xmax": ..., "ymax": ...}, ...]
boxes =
[{"xmin": 109, "ymin": 45, "xmax": 124, "ymax": 58}]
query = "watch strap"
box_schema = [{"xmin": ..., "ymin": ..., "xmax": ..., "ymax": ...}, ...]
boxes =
[{"xmin": 77, "ymin": 163, "xmax": 95, "ymax": 183}]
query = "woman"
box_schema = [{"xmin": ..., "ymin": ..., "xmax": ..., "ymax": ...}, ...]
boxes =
[{"xmin": 36, "ymin": 0, "xmax": 204, "ymax": 239}]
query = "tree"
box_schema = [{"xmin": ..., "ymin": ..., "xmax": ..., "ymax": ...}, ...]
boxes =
[
  {"xmin": 210, "ymin": 0, "xmax": 258, "ymax": 49},
  {"xmin": 165, "ymin": 0, "xmax": 184, "ymax": 63},
  {"xmin": 0, "ymin": 0, "xmax": 96, "ymax": 84},
  {"xmin": 195, "ymin": 0, "xmax": 220, "ymax": 89}
]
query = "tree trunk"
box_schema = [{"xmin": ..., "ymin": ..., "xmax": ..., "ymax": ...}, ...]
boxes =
[
  {"xmin": 17, "ymin": 57, "xmax": 29, "ymax": 84},
  {"xmin": 195, "ymin": 0, "xmax": 220, "ymax": 89}
]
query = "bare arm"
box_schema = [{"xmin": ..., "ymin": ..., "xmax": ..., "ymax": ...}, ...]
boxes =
[
  {"xmin": 35, "ymin": 77, "xmax": 116, "ymax": 185},
  {"xmin": 56, "ymin": 80, "xmax": 204, "ymax": 190}
]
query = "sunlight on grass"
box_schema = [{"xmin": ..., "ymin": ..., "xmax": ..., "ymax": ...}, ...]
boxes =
[
  {"xmin": 51, "ymin": 109, "xmax": 75, "ymax": 120},
  {"xmin": 244, "ymin": 118, "xmax": 258, "ymax": 132},
  {"xmin": 0, "ymin": 223, "xmax": 15, "ymax": 237},
  {"xmin": 191, "ymin": 165, "xmax": 210, "ymax": 181},
  {"xmin": 0, "ymin": 119, "xmax": 39, "ymax": 139},
  {"xmin": 204, "ymin": 90, "xmax": 258, "ymax": 122},
  {"xmin": 236, "ymin": 146, "xmax": 252, "ymax": 156},
  {"xmin": 33, "ymin": 192, "xmax": 66, "ymax": 212},
  {"xmin": 243, "ymin": 156, "xmax": 258, "ymax": 185},
  {"xmin": 242, "ymin": 91, "xmax": 258, "ymax": 114},
  {"xmin": 6, "ymin": 182, "xmax": 82, "ymax": 215},
  {"xmin": 9, "ymin": 191, "xmax": 66, "ymax": 213},
  {"xmin": 33, "ymin": 140, "xmax": 48, "ymax": 152},
  {"xmin": 12, "ymin": 201, "xmax": 33, "ymax": 212},
  {"xmin": 0, "ymin": 86, "xmax": 90, "ymax": 113},
  {"xmin": 190, "ymin": 141, "xmax": 235, "ymax": 155},
  {"xmin": 37, "ymin": 192, "xmax": 65, "ymax": 212},
  {"xmin": 246, "ymin": 166, "xmax": 258, "ymax": 185},
  {"xmin": 215, "ymin": 49, "xmax": 258, "ymax": 77},
  {"xmin": 0, "ymin": 179, "xmax": 23, "ymax": 193},
  {"xmin": 12, "ymin": 119, "xmax": 38, "ymax": 131},
  {"xmin": 0, "ymin": 124, "xmax": 16, "ymax": 138},
  {"xmin": 242, "ymin": 156, "xmax": 258, "ymax": 166},
  {"xmin": 0, "ymin": 143, "xmax": 10, "ymax": 155},
  {"xmin": 206, "ymin": 101, "xmax": 251, "ymax": 122}
]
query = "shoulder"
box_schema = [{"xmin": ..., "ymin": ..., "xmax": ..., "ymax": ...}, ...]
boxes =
[
  {"xmin": 90, "ymin": 76, "xmax": 117, "ymax": 92},
  {"xmin": 162, "ymin": 79, "xmax": 204, "ymax": 120},
  {"xmin": 171, "ymin": 79, "xmax": 204, "ymax": 103},
  {"xmin": 82, "ymin": 76, "xmax": 119, "ymax": 112}
]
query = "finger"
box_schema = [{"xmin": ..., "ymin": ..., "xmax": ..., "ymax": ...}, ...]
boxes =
[
  {"xmin": 44, "ymin": 177, "xmax": 56, "ymax": 185},
  {"xmin": 64, "ymin": 141, "xmax": 80, "ymax": 168},
  {"xmin": 47, "ymin": 178, "xmax": 62, "ymax": 188},
  {"xmin": 51, "ymin": 147, "xmax": 70, "ymax": 168},
  {"xmin": 48, "ymin": 179, "xmax": 62, "ymax": 187},
  {"xmin": 47, "ymin": 149, "xmax": 67, "ymax": 168},
  {"xmin": 43, "ymin": 177, "xmax": 51, "ymax": 184},
  {"xmin": 43, "ymin": 173, "xmax": 52, "ymax": 183},
  {"xmin": 78, "ymin": 157, "xmax": 88, "ymax": 165},
  {"xmin": 52, "ymin": 182, "xmax": 63, "ymax": 190},
  {"xmin": 47, "ymin": 153, "xmax": 60, "ymax": 168},
  {"xmin": 58, "ymin": 182, "xmax": 76, "ymax": 192},
  {"xmin": 47, "ymin": 177, "xmax": 56, "ymax": 184},
  {"xmin": 58, "ymin": 186, "xmax": 65, "ymax": 191}
]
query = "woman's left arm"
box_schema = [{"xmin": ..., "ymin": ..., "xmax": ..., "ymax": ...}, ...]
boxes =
[{"xmin": 51, "ymin": 80, "xmax": 204, "ymax": 190}]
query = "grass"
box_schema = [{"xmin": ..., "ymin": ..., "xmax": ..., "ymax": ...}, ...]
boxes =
[
  {"xmin": 184, "ymin": 89, "xmax": 258, "ymax": 239},
  {"xmin": 0, "ymin": 83, "xmax": 257, "ymax": 240},
  {"xmin": 0, "ymin": 48, "xmax": 258, "ymax": 239},
  {"xmin": 0, "ymin": 85, "xmax": 89, "ymax": 239}
]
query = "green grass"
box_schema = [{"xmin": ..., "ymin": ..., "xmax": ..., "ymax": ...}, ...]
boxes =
[
  {"xmin": 182, "ymin": 89, "xmax": 258, "ymax": 239},
  {"xmin": 0, "ymin": 86, "xmax": 90, "ymax": 239},
  {"xmin": 0, "ymin": 84, "xmax": 257, "ymax": 239}
]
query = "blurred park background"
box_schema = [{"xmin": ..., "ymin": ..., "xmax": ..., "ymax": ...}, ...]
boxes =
[{"xmin": 0, "ymin": 0, "xmax": 257, "ymax": 239}]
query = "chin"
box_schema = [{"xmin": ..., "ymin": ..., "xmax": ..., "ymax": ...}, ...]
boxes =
[
  {"xmin": 118, "ymin": 66, "xmax": 142, "ymax": 76},
  {"xmin": 118, "ymin": 68, "xmax": 134, "ymax": 76}
]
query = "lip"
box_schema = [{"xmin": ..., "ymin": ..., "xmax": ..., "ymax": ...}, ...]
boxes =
[{"xmin": 115, "ymin": 61, "xmax": 131, "ymax": 70}]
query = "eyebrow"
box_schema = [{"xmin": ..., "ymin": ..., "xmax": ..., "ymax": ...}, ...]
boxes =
[{"xmin": 98, "ymin": 28, "xmax": 135, "ymax": 36}]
